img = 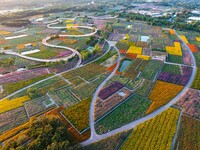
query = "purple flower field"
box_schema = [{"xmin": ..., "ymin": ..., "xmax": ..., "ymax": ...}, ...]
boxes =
[
  {"xmin": 98, "ymin": 81, "xmax": 124, "ymax": 100},
  {"xmin": 158, "ymin": 66, "xmax": 192, "ymax": 86}
]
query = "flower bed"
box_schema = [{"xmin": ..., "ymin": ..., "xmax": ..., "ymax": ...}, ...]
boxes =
[
  {"xmin": 140, "ymin": 60, "xmax": 163, "ymax": 81},
  {"xmin": 121, "ymin": 108, "xmax": 180, "ymax": 150},
  {"xmin": 0, "ymin": 107, "xmax": 29, "ymax": 134},
  {"xmin": 176, "ymin": 88, "xmax": 200, "ymax": 119},
  {"xmin": 62, "ymin": 97, "xmax": 91, "ymax": 132},
  {"xmin": 146, "ymin": 81, "xmax": 184, "ymax": 114},
  {"xmin": 158, "ymin": 66, "xmax": 192, "ymax": 86},
  {"xmin": 94, "ymin": 87, "xmax": 132, "ymax": 120},
  {"xmin": 98, "ymin": 81, "xmax": 124, "ymax": 100},
  {"xmin": 0, "ymin": 96, "xmax": 30, "ymax": 114},
  {"xmin": 134, "ymin": 80, "xmax": 154, "ymax": 97},
  {"xmin": 191, "ymin": 67, "xmax": 200, "ymax": 90},
  {"xmin": 175, "ymin": 115, "xmax": 200, "ymax": 150},
  {"xmin": 95, "ymin": 95, "xmax": 151, "ymax": 134},
  {"xmin": 187, "ymin": 44, "xmax": 199, "ymax": 53},
  {"xmin": 183, "ymin": 51, "xmax": 193, "ymax": 66}
]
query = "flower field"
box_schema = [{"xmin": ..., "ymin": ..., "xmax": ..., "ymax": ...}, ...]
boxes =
[
  {"xmin": 0, "ymin": 107, "xmax": 29, "ymax": 134},
  {"xmin": 175, "ymin": 115, "xmax": 200, "ymax": 150},
  {"xmin": 49, "ymin": 87, "xmax": 80, "ymax": 107},
  {"xmin": 62, "ymin": 97, "xmax": 91, "ymax": 132},
  {"xmin": 0, "ymin": 95, "xmax": 30, "ymax": 114},
  {"xmin": 121, "ymin": 108, "xmax": 180, "ymax": 150},
  {"xmin": 191, "ymin": 68, "xmax": 200, "ymax": 90},
  {"xmin": 183, "ymin": 51, "xmax": 193, "ymax": 66},
  {"xmin": 94, "ymin": 87, "xmax": 132, "ymax": 120},
  {"xmin": 123, "ymin": 59, "xmax": 141, "ymax": 79},
  {"xmin": 62, "ymin": 63, "xmax": 107, "ymax": 81},
  {"xmin": 2, "ymin": 74, "xmax": 53, "ymax": 97},
  {"xmin": 0, "ymin": 30, "xmax": 11, "ymax": 35},
  {"xmin": 140, "ymin": 60, "xmax": 163, "ymax": 81},
  {"xmin": 23, "ymin": 96, "xmax": 55, "ymax": 117},
  {"xmin": 176, "ymin": 88, "xmax": 200, "ymax": 119},
  {"xmin": 196, "ymin": 37, "xmax": 200, "ymax": 42},
  {"xmin": 158, "ymin": 66, "xmax": 192, "ymax": 86},
  {"xmin": 166, "ymin": 42, "xmax": 182, "ymax": 56},
  {"xmin": 98, "ymin": 81, "xmax": 124, "ymax": 100},
  {"xmin": 187, "ymin": 44, "xmax": 199, "ymax": 53},
  {"xmin": 180, "ymin": 35, "xmax": 189, "ymax": 44},
  {"xmin": 161, "ymin": 64, "xmax": 181, "ymax": 74},
  {"xmin": 126, "ymin": 46, "xmax": 142, "ymax": 55},
  {"xmin": 95, "ymin": 95, "xmax": 151, "ymax": 134},
  {"xmin": 146, "ymin": 81, "xmax": 184, "ymax": 114},
  {"xmin": 0, "ymin": 68, "xmax": 50, "ymax": 85},
  {"xmin": 134, "ymin": 79, "xmax": 154, "ymax": 97},
  {"xmin": 72, "ymin": 75, "xmax": 106, "ymax": 100}
]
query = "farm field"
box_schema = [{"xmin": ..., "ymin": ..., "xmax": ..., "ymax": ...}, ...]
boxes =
[
  {"xmin": 84, "ymin": 131, "xmax": 131, "ymax": 150},
  {"xmin": 49, "ymin": 87, "xmax": 79, "ymax": 107},
  {"xmin": 94, "ymin": 87, "xmax": 132, "ymax": 120},
  {"xmin": 23, "ymin": 96, "xmax": 55, "ymax": 117},
  {"xmin": 62, "ymin": 63, "xmax": 107, "ymax": 81},
  {"xmin": 175, "ymin": 115, "xmax": 200, "ymax": 150},
  {"xmin": 95, "ymin": 95, "xmax": 151, "ymax": 134},
  {"xmin": 167, "ymin": 54, "xmax": 183, "ymax": 64},
  {"xmin": 146, "ymin": 81, "xmax": 184, "ymax": 114},
  {"xmin": 62, "ymin": 97, "xmax": 91, "ymax": 132},
  {"xmin": 134, "ymin": 79, "xmax": 154, "ymax": 97},
  {"xmin": 158, "ymin": 66, "xmax": 192, "ymax": 86},
  {"xmin": 140, "ymin": 60, "xmax": 163, "ymax": 81},
  {"xmin": 121, "ymin": 108, "xmax": 180, "ymax": 150},
  {"xmin": 191, "ymin": 68, "xmax": 200, "ymax": 90},
  {"xmin": 194, "ymin": 53, "xmax": 200, "ymax": 67},
  {"xmin": 176, "ymin": 88, "xmax": 200, "ymax": 119},
  {"xmin": 161, "ymin": 64, "xmax": 181, "ymax": 74},
  {"xmin": 0, "ymin": 107, "xmax": 29, "ymax": 134}
]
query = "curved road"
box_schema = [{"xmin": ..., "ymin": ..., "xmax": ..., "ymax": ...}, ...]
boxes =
[
  {"xmin": 3, "ymin": 17, "xmax": 98, "ymax": 66},
  {"xmin": 81, "ymin": 30, "xmax": 197, "ymax": 146}
]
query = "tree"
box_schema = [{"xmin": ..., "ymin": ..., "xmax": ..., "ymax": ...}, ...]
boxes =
[{"xmin": 93, "ymin": 43, "xmax": 101, "ymax": 53}]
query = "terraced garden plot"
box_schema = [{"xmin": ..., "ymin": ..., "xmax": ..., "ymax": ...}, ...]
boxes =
[
  {"xmin": 0, "ymin": 107, "xmax": 29, "ymax": 135},
  {"xmin": 146, "ymin": 81, "xmax": 184, "ymax": 114},
  {"xmin": 68, "ymin": 77, "xmax": 86, "ymax": 86},
  {"xmin": 26, "ymin": 50, "xmax": 59, "ymax": 59},
  {"xmin": 71, "ymin": 75, "xmax": 106, "ymax": 100},
  {"xmin": 62, "ymin": 63, "xmax": 107, "ymax": 81},
  {"xmin": 23, "ymin": 96, "xmax": 55, "ymax": 117},
  {"xmin": 49, "ymin": 87, "xmax": 79, "ymax": 107},
  {"xmin": 161, "ymin": 64, "xmax": 181, "ymax": 74},
  {"xmin": 158, "ymin": 66, "xmax": 192, "ymax": 86},
  {"xmin": 176, "ymin": 88, "xmax": 200, "ymax": 119},
  {"xmin": 183, "ymin": 51, "xmax": 193, "ymax": 66},
  {"xmin": 167, "ymin": 54, "xmax": 183, "ymax": 64},
  {"xmin": 62, "ymin": 97, "xmax": 91, "ymax": 132},
  {"xmin": 95, "ymin": 95, "xmax": 151, "ymax": 134},
  {"xmin": 121, "ymin": 108, "xmax": 180, "ymax": 150},
  {"xmin": 134, "ymin": 79, "xmax": 154, "ymax": 97},
  {"xmin": 94, "ymin": 87, "xmax": 132, "ymax": 120},
  {"xmin": 175, "ymin": 115, "xmax": 200, "ymax": 150},
  {"xmin": 135, "ymin": 60, "xmax": 148, "ymax": 72},
  {"xmin": 140, "ymin": 60, "xmax": 163, "ymax": 81}
]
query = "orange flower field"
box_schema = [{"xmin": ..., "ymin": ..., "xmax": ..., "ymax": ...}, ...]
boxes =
[{"xmin": 146, "ymin": 81, "xmax": 184, "ymax": 114}]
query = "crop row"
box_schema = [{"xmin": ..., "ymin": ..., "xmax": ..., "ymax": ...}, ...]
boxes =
[{"xmin": 121, "ymin": 108, "xmax": 180, "ymax": 150}]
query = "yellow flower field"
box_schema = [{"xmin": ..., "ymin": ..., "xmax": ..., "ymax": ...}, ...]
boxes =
[
  {"xmin": 169, "ymin": 29, "xmax": 175, "ymax": 35},
  {"xmin": 166, "ymin": 42, "xmax": 182, "ymax": 56},
  {"xmin": 196, "ymin": 37, "xmax": 200, "ymax": 42},
  {"xmin": 0, "ymin": 96, "xmax": 30, "ymax": 114},
  {"xmin": 180, "ymin": 35, "xmax": 189, "ymax": 44},
  {"xmin": 126, "ymin": 46, "xmax": 142, "ymax": 55},
  {"xmin": 0, "ymin": 30, "xmax": 11, "ymax": 35},
  {"xmin": 65, "ymin": 19, "xmax": 74, "ymax": 23},
  {"xmin": 137, "ymin": 55, "xmax": 151, "ymax": 60},
  {"xmin": 146, "ymin": 81, "xmax": 183, "ymax": 114},
  {"xmin": 121, "ymin": 108, "xmax": 180, "ymax": 150}
]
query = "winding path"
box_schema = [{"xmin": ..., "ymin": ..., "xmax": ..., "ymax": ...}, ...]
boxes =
[
  {"xmin": 3, "ymin": 17, "xmax": 98, "ymax": 67},
  {"xmin": 81, "ymin": 30, "xmax": 197, "ymax": 146}
]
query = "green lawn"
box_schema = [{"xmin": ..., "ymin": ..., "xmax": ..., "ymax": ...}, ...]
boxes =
[{"xmin": 162, "ymin": 64, "xmax": 181, "ymax": 74}]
